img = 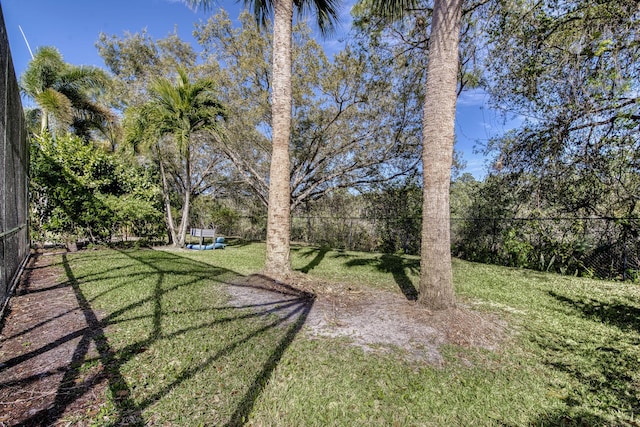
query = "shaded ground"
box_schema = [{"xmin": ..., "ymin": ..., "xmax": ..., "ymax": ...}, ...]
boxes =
[
  {"xmin": 0, "ymin": 252, "xmax": 109, "ymax": 426},
  {"xmin": 0, "ymin": 250, "xmax": 505, "ymax": 425}
]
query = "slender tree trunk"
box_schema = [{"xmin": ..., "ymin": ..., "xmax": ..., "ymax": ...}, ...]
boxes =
[
  {"xmin": 177, "ymin": 147, "xmax": 192, "ymax": 247},
  {"xmin": 418, "ymin": 0, "xmax": 462, "ymax": 310},
  {"xmin": 264, "ymin": 0, "xmax": 294, "ymax": 278},
  {"xmin": 158, "ymin": 154, "xmax": 178, "ymax": 246},
  {"xmin": 178, "ymin": 191, "xmax": 191, "ymax": 247},
  {"xmin": 40, "ymin": 112, "xmax": 48, "ymax": 135}
]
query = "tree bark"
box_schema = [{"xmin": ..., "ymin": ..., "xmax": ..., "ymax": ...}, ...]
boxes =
[
  {"xmin": 419, "ymin": 0, "xmax": 462, "ymax": 310},
  {"xmin": 177, "ymin": 146, "xmax": 192, "ymax": 248},
  {"xmin": 264, "ymin": 0, "xmax": 294, "ymax": 277},
  {"xmin": 158, "ymin": 152, "xmax": 178, "ymax": 246},
  {"xmin": 40, "ymin": 112, "xmax": 48, "ymax": 135},
  {"xmin": 177, "ymin": 191, "xmax": 191, "ymax": 248}
]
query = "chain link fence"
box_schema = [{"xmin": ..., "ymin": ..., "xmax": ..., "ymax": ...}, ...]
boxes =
[
  {"xmin": 228, "ymin": 214, "xmax": 640, "ymax": 281},
  {"xmin": 1, "ymin": 4, "xmax": 30, "ymax": 318},
  {"xmin": 451, "ymin": 217, "xmax": 640, "ymax": 281}
]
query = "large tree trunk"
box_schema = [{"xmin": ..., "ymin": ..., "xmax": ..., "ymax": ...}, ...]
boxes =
[
  {"xmin": 264, "ymin": 0, "xmax": 294, "ymax": 278},
  {"xmin": 419, "ymin": 0, "xmax": 462, "ymax": 310}
]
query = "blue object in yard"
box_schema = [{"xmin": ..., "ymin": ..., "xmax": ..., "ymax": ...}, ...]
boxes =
[
  {"xmin": 214, "ymin": 237, "xmax": 226, "ymax": 249},
  {"xmin": 186, "ymin": 236, "xmax": 226, "ymax": 250},
  {"xmin": 186, "ymin": 244, "xmax": 206, "ymax": 250}
]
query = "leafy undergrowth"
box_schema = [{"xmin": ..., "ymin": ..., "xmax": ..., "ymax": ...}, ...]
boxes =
[{"xmin": 58, "ymin": 243, "xmax": 639, "ymax": 425}]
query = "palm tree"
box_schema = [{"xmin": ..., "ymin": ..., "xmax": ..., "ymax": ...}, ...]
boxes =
[
  {"xmin": 20, "ymin": 46, "xmax": 112, "ymax": 138},
  {"xmin": 185, "ymin": 0, "xmax": 339, "ymax": 278},
  {"xmin": 125, "ymin": 67, "xmax": 226, "ymax": 247},
  {"xmin": 363, "ymin": 0, "xmax": 463, "ymax": 310}
]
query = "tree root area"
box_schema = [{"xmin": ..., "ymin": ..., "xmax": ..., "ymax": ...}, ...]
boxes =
[{"xmin": 228, "ymin": 272, "xmax": 506, "ymax": 365}]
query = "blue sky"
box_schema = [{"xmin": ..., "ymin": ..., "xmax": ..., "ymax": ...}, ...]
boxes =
[{"xmin": 1, "ymin": 0, "xmax": 516, "ymax": 179}]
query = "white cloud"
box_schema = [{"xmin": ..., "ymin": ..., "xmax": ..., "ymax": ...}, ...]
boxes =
[{"xmin": 457, "ymin": 88, "xmax": 489, "ymax": 107}]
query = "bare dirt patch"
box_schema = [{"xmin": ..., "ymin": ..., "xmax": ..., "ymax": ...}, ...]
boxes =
[{"xmin": 227, "ymin": 273, "xmax": 506, "ymax": 365}]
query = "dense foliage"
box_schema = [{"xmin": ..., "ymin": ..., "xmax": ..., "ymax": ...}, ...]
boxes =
[
  {"xmin": 30, "ymin": 132, "xmax": 163, "ymax": 246},
  {"xmin": 446, "ymin": 0, "xmax": 640, "ymax": 278},
  {"xmin": 20, "ymin": 1, "xmax": 640, "ymax": 277}
]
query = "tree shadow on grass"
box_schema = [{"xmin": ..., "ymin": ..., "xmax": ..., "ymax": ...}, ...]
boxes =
[
  {"xmin": 0, "ymin": 253, "xmax": 143, "ymax": 426},
  {"xmin": 345, "ymin": 254, "xmax": 419, "ymax": 300},
  {"xmin": 549, "ymin": 290, "xmax": 640, "ymax": 334},
  {"xmin": 501, "ymin": 408, "xmax": 610, "ymax": 426},
  {"xmin": 3, "ymin": 249, "xmax": 313, "ymax": 426},
  {"xmin": 521, "ymin": 291, "xmax": 640, "ymax": 424},
  {"xmin": 295, "ymin": 245, "xmax": 330, "ymax": 273}
]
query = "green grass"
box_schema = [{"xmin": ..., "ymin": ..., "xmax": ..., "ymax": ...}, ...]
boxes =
[{"xmin": 59, "ymin": 243, "xmax": 639, "ymax": 426}]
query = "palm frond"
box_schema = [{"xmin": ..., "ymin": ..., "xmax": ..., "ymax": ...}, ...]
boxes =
[
  {"xmin": 21, "ymin": 45, "xmax": 114, "ymax": 138},
  {"xmin": 131, "ymin": 67, "xmax": 226, "ymax": 158},
  {"xmin": 122, "ymin": 105, "xmax": 157, "ymax": 154},
  {"xmin": 59, "ymin": 66, "xmax": 110, "ymax": 94},
  {"xmin": 242, "ymin": 0, "xmax": 339, "ymax": 35},
  {"xmin": 242, "ymin": 0, "xmax": 274, "ymax": 29},
  {"xmin": 358, "ymin": 0, "xmax": 423, "ymax": 20},
  {"xmin": 20, "ymin": 46, "xmax": 66, "ymax": 97},
  {"xmin": 295, "ymin": 0, "xmax": 341, "ymax": 36},
  {"xmin": 35, "ymin": 88, "xmax": 73, "ymax": 127}
]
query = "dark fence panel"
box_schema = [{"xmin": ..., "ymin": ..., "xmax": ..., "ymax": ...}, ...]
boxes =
[
  {"xmin": 0, "ymin": 3, "xmax": 30, "ymax": 318},
  {"xmin": 230, "ymin": 214, "xmax": 640, "ymax": 281},
  {"xmin": 451, "ymin": 217, "xmax": 640, "ymax": 280}
]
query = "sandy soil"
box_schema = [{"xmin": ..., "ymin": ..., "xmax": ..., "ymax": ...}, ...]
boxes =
[{"xmin": 227, "ymin": 273, "xmax": 506, "ymax": 365}]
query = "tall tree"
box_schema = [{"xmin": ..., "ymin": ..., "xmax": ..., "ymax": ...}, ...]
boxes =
[
  {"xmin": 419, "ymin": 0, "xmax": 462, "ymax": 309},
  {"xmin": 195, "ymin": 11, "xmax": 419, "ymax": 210},
  {"xmin": 360, "ymin": 0, "xmax": 465, "ymax": 309},
  {"xmin": 21, "ymin": 46, "xmax": 112, "ymax": 139},
  {"xmin": 485, "ymin": 0, "xmax": 640, "ymax": 218},
  {"xmin": 184, "ymin": 0, "xmax": 339, "ymax": 278},
  {"xmin": 96, "ymin": 29, "xmax": 197, "ymax": 109},
  {"xmin": 125, "ymin": 67, "xmax": 227, "ymax": 247},
  {"xmin": 96, "ymin": 30, "xmax": 198, "ymax": 152}
]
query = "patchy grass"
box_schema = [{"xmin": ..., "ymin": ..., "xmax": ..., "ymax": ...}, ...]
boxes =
[{"xmin": 57, "ymin": 243, "xmax": 640, "ymax": 425}]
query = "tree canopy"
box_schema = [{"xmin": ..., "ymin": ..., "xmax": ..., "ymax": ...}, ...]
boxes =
[
  {"xmin": 485, "ymin": 0, "xmax": 640, "ymax": 218},
  {"xmin": 21, "ymin": 46, "xmax": 113, "ymax": 139},
  {"xmin": 124, "ymin": 67, "xmax": 227, "ymax": 247},
  {"xmin": 19, "ymin": 0, "xmax": 640, "ymax": 283}
]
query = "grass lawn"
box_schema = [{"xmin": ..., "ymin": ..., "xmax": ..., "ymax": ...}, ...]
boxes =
[{"xmin": 59, "ymin": 242, "xmax": 639, "ymax": 426}]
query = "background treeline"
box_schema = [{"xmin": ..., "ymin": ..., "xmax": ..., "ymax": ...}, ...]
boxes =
[{"xmin": 24, "ymin": 2, "xmax": 639, "ymax": 280}]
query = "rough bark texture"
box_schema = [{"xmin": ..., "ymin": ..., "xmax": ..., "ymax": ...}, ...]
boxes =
[
  {"xmin": 265, "ymin": 0, "xmax": 294, "ymax": 277},
  {"xmin": 419, "ymin": 0, "xmax": 463, "ymax": 310}
]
